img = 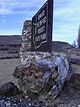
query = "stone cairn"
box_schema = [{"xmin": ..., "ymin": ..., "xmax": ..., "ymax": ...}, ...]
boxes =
[
  {"xmin": 14, "ymin": 20, "xmax": 70, "ymax": 106},
  {"xmin": 20, "ymin": 20, "xmax": 32, "ymax": 52}
]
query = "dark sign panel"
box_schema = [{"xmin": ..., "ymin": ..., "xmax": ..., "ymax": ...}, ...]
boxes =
[{"xmin": 31, "ymin": 0, "xmax": 53, "ymax": 52}]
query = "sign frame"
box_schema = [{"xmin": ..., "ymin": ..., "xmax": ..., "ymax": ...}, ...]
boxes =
[{"xmin": 31, "ymin": 0, "xmax": 53, "ymax": 52}]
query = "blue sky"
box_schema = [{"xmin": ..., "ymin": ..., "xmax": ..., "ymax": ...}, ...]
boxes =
[
  {"xmin": 54, "ymin": 0, "xmax": 80, "ymax": 44},
  {"xmin": 0, "ymin": 0, "xmax": 80, "ymax": 44}
]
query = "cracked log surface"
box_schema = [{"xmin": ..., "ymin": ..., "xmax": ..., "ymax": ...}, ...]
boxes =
[
  {"xmin": 66, "ymin": 48, "xmax": 80, "ymax": 75},
  {"xmin": 14, "ymin": 52, "xmax": 70, "ymax": 105}
]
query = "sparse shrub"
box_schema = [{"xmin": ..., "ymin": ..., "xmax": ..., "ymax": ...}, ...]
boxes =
[
  {"xmin": 78, "ymin": 26, "xmax": 80, "ymax": 48},
  {"xmin": 72, "ymin": 40, "xmax": 76, "ymax": 48}
]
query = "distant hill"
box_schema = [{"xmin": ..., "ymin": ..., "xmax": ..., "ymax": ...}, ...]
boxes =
[
  {"xmin": 0, "ymin": 36, "xmax": 73, "ymax": 59},
  {"xmin": 0, "ymin": 35, "xmax": 22, "ymax": 59},
  {"xmin": 52, "ymin": 41, "xmax": 73, "ymax": 52},
  {"xmin": 0, "ymin": 35, "xmax": 22, "ymax": 45}
]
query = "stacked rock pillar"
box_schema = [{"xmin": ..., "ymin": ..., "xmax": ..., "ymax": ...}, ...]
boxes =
[
  {"xmin": 22, "ymin": 20, "xmax": 32, "ymax": 51},
  {"xmin": 20, "ymin": 20, "xmax": 32, "ymax": 64}
]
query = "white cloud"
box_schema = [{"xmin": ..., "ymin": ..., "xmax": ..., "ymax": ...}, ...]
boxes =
[
  {"xmin": 0, "ymin": 0, "xmax": 47, "ymax": 15},
  {"xmin": 0, "ymin": 0, "xmax": 47, "ymax": 35},
  {"xmin": 0, "ymin": 8, "xmax": 12, "ymax": 15},
  {"xmin": 54, "ymin": 0, "xmax": 80, "ymax": 43},
  {"xmin": 0, "ymin": 0, "xmax": 80, "ymax": 44},
  {"xmin": 0, "ymin": 29, "xmax": 21, "ymax": 35}
]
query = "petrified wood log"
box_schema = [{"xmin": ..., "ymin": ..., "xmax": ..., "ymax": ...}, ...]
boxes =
[{"xmin": 14, "ymin": 52, "xmax": 70, "ymax": 101}]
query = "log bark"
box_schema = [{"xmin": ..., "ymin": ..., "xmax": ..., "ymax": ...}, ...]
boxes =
[{"xmin": 14, "ymin": 52, "xmax": 69, "ymax": 101}]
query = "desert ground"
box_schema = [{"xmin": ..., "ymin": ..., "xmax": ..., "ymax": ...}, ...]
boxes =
[{"xmin": 0, "ymin": 58, "xmax": 21, "ymax": 86}]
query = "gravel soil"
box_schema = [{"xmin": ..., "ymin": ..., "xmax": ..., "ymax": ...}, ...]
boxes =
[
  {"xmin": 54, "ymin": 74, "xmax": 80, "ymax": 107},
  {"xmin": 0, "ymin": 74, "xmax": 80, "ymax": 107}
]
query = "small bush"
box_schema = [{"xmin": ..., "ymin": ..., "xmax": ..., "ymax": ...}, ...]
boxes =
[{"xmin": 78, "ymin": 26, "xmax": 80, "ymax": 48}]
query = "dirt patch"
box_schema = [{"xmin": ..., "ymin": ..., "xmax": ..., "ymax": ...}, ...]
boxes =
[{"xmin": 54, "ymin": 73, "xmax": 80, "ymax": 107}]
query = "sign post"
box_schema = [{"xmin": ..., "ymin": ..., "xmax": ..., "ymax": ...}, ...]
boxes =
[{"xmin": 31, "ymin": 0, "xmax": 53, "ymax": 52}]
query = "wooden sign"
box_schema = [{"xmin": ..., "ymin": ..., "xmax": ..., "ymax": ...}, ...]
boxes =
[{"xmin": 31, "ymin": 0, "xmax": 53, "ymax": 52}]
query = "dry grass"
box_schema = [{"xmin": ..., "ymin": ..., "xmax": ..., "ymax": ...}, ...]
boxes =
[
  {"xmin": 78, "ymin": 26, "xmax": 80, "ymax": 48},
  {"xmin": 0, "ymin": 58, "xmax": 21, "ymax": 86}
]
